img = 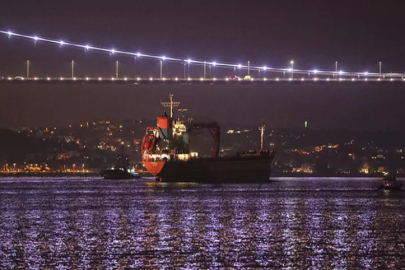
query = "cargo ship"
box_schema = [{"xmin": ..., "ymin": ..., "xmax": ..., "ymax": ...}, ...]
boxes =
[{"xmin": 141, "ymin": 95, "xmax": 276, "ymax": 183}]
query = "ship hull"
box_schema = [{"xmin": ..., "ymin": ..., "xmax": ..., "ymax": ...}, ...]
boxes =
[
  {"xmin": 144, "ymin": 155, "xmax": 275, "ymax": 183},
  {"xmin": 103, "ymin": 169, "xmax": 140, "ymax": 180}
]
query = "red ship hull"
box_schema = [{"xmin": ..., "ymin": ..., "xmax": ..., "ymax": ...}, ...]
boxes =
[{"xmin": 143, "ymin": 154, "xmax": 276, "ymax": 183}]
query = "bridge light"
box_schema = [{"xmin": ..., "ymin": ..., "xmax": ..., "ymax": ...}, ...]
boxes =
[
  {"xmin": 85, "ymin": 45, "xmax": 90, "ymax": 50},
  {"xmin": 86, "ymin": 77, "xmax": 89, "ymax": 81},
  {"xmin": 59, "ymin": 40, "xmax": 65, "ymax": 46},
  {"xmin": 226, "ymin": 78, "xmax": 229, "ymax": 81},
  {"xmin": 98, "ymin": 77, "xmax": 102, "ymax": 81},
  {"xmin": 313, "ymin": 69, "xmax": 318, "ymax": 74},
  {"xmin": 213, "ymin": 77, "xmax": 217, "ymax": 81},
  {"xmin": 47, "ymin": 77, "xmax": 51, "ymax": 81},
  {"xmin": 288, "ymin": 68, "xmax": 293, "ymax": 72},
  {"xmin": 175, "ymin": 77, "xmax": 178, "ymax": 81},
  {"xmin": 136, "ymin": 52, "xmax": 141, "ymax": 57},
  {"xmin": 124, "ymin": 77, "xmax": 128, "ymax": 81},
  {"xmin": 60, "ymin": 77, "xmax": 64, "ymax": 81},
  {"xmin": 186, "ymin": 59, "xmax": 191, "ymax": 64},
  {"xmin": 339, "ymin": 70, "xmax": 344, "ymax": 75},
  {"xmin": 33, "ymin": 36, "xmax": 39, "ymax": 41},
  {"xmin": 212, "ymin": 62, "xmax": 217, "ymax": 66},
  {"xmin": 161, "ymin": 56, "xmax": 166, "ymax": 60},
  {"xmin": 7, "ymin": 31, "xmax": 13, "ymax": 36},
  {"xmin": 364, "ymin": 72, "xmax": 368, "ymax": 76},
  {"xmin": 276, "ymin": 78, "xmax": 279, "ymax": 81},
  {"xmin": 150, "ymin": 77, "xmax": 153, "ymax": 81},
  {"xmin": 263, "ymin": 66, "xmax": 267, "ymax": 70},
  {"xmin": 237, "ymin": 64, "xmax": 242, "ymax": 69},
  {"xmin": 111, "ymin": 49, "xmax": 115, "ymax": 54}
]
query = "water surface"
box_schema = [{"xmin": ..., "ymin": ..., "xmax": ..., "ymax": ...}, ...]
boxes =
[{"xmin": 0, "ymin": 177, "xmax": 404, "ymax": 269}]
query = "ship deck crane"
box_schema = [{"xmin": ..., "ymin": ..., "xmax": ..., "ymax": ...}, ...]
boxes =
[{"xmin": 188, "ymin": 122, "xmax": 221, "ymax": 157}]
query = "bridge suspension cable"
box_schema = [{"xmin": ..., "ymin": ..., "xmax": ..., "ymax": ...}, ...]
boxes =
[{"xmin": 0, "ymin": 29, "xmax": 404, "ymax": 78}]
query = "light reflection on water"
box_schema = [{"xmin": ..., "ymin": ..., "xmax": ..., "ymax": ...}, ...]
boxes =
[{"xmin": 0, "ymin": 178, "xmax": 405, "ymax": 268}]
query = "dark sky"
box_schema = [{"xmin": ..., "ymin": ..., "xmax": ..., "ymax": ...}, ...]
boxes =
[{"xmin": 0, "ymin": 0, "xmax": 405, "ymax": 130}]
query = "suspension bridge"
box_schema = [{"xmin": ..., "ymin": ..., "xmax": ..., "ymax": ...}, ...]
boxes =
[{"xmin": 1, "ymin": 30, "xmax": 404, "ymax": 84}]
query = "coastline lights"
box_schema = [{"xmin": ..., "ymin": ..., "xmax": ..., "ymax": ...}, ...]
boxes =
[{"xmin": 1, "ymin": 29, "xmax": 405, "ymax": 78}]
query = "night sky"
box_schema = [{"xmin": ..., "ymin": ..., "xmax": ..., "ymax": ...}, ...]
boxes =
[{"xmin": 0, "ymin": 0, "xmax": 405, "ymax": 130}]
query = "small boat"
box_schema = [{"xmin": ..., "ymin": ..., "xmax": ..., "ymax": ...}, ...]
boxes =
[
  {"xmin": 379, "ymin": 175, "xmax": 403, "ymax": 191},
  {"xmin": 103, "ymin": 145, "xmax": 141, "ymax": 180}
]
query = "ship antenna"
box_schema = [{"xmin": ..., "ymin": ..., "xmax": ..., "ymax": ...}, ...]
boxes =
[{"xmin": 259, "ymin": 123, "xmax": 266, "ymax": 151}]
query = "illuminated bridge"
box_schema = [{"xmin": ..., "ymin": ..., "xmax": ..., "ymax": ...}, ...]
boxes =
[{"xmin": 1, "ymin": 30, "xmax": 405, "ymax": 84}]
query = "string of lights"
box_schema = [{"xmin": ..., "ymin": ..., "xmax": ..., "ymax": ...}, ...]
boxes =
[{"xmin": 1, "ymin": 30, "xmax": 404, "ymax": 78}]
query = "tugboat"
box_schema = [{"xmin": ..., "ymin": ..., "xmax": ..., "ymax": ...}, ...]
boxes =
[
  {"xmin": 379, "ymin": 174, "xmax": 403, "ymax": 191},
  {"xmin": 141, "ymin": 94, "xmax": 276, "ymax": 183},
  {"xmin": 103, "ymin": 144, "xmax": 141, "ymax": 179}
]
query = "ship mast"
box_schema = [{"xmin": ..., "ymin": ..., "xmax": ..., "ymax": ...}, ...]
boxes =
[
  {"xmin": 160, "ymin": 94, "xmax": 180, "ymax": 119},
  {"xmin": 259, "ymin": 124, "xmax": 266, "ymax": 151}
]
